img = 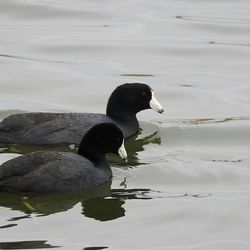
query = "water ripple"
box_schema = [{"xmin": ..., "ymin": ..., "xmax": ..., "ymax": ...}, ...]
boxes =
[
  {"xmin": 209, "ymin": 41, "xmax": 250, "ymax": 47},
  {"xmin": 180, "ymin": 116, "xmax": 250, "ymax": 125},
  {"xmin": 176, "ymin": 15, "xmax": 250, "ymax": 25},
  {"xmin": 0, "ymin": 53, "xmax": 65, "ymax": 64}
]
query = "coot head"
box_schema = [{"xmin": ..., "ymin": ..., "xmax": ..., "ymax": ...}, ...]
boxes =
[
  {"xmin": 78, "ymin": 123, "xmax": 127, "ymax": 163},
  {"xmin": 106, "ymin": 83, "xmax": 164, "ymax": 118}
]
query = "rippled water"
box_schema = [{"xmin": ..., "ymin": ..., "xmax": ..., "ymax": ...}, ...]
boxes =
[{"xmin": 1, "ymin": 0, "xmax": 250, "ymax": 249}]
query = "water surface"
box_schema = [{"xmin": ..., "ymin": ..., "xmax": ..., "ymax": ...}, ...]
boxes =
[{"xmin": 1, "ymin": 0, "xmax": 250, "ymax": 249}]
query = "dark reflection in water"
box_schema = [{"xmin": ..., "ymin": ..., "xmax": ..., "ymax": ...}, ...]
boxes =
[
  {"xmin": 82, "ymin": 197, "xmax": 125, "ymax": 221},
  {"xmin": 180, "ymin": 84, "xmax": 193, "ymax": 87},
  {"xmin": 8, "ymin": 215, "xmax": 31, "ymax": 221},
  {"xmin": 81, "ymin": 188, "xmax": 152, "ymax": 221},
  {"xmin": 83, "ymin": 247, "xmax": 108, "ymax": 250},
  {"xmin": 111, "ymin": 188, "xmax": 152, "ymax": 200},
  {"xmin": 107, "ymin": 126, "xmax": 161, "ymax": 167},
  {"xmin": 0, "ymin": 181, "xmax": 153, "ymax": 223},
  {"xmin": 0, "ymin": 240, "xmax": 59, "ymax": 249},
  {"xmin": 0, "ymin": 182, "xmax": 112, "ymax": 217},
  {"xmin": 120, "ymin": 73, "xmax": 154, "ymax": 77},
  {"xmin": 0, "ymin": 223, "xmax": 17, "ymax": 229},
  {"xmin": 0, "ymin": 125, "xmax": 161, "ymax": 167}
]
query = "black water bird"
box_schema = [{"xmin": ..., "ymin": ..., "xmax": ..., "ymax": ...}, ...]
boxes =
[
  {"xmin": 0, "ymin": 83, "xmax": 164, "ymax": 145},
  {"xmin": 0, "ymin": 123, "xmax": 127, "ymax": 193}
]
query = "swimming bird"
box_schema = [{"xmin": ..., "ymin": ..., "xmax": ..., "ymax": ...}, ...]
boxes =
[
  {"xmin": 0, "ymin": 83, "xmax": 163, "ymax": 145},
  {"xmin": 0, "ymin": 123, "xmax": 127, "ymax": 193}
]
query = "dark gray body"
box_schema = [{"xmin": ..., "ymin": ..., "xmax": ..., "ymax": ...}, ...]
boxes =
[
  {"xmin": 0, "ymin": 112, "xmax": 138, "ymax": 145},
  {"xmin": 0, "ymin": 151, "xmax": 112, "ymax": 193}
]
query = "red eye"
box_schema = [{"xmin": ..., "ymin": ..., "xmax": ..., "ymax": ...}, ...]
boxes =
[{"xmin": 141, "ymin": 91, "xmax": 147, "ymax": 96}]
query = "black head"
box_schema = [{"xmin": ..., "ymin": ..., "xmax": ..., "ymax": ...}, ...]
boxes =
[
  {"xmin": 78, "ymin": 123, "xmax": 127, "ymax": 163},
  {"xmin": 106, "ymin": 83, "xmax": 164, "ymax": 119}
]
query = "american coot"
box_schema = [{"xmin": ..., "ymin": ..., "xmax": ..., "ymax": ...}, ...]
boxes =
[
  {"xmin": 0, "ymin": 83, "xmax": 163, "ymax": 145},
  {"xmin": 0, "ymin": 123, "xmax": 127, "ymax": 193}
]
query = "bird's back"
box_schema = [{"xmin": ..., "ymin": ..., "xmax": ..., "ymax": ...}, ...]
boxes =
[
  {"xmin": 0, "ymin": 112, "xmax": 112, "ymax": 145},
  {"xmin": 0, "ymin": 151, "xmax": 112, "ymax": 192}
]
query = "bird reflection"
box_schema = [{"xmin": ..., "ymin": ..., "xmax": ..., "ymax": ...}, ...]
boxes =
[
  {"xmin": 107, "ymin": 126, "xmax": 161, "ymax": 167},
  {"xmin": 0, "ymin": 183, "xmax": 153, "ymax": 223},
  {"xmin": 81, "ymin": 187, "xmax": 152, "ymax": 221},
  {"xmin": 0, "ymin": 181, "xmax": 112, "ymax": 217},
  {"xmin": 81, "ymin": 197, "xmax": 125, "ymax": 221},
  {"xmin": 0, "ymin": 124, "xmax": 161, "ymax": 167}
]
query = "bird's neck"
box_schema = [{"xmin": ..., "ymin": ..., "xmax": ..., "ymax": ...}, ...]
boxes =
[
  {"xmin": 106, "ymin": 104, "xmax": 138, "ymax": 124},
  {"xmin": 78, "ymin": 147, "xmax": 107, "ymax": 168}
]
